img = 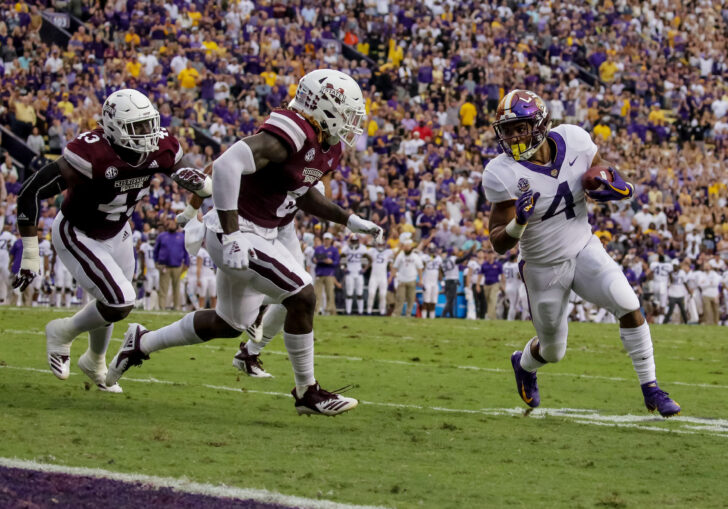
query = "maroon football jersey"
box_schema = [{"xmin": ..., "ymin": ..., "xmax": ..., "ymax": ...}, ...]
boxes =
[
  {"xmin": 62, "ymin": 127, "xmax": 182, "ymax": 239},
  {"xmin": 237, "ymin": 109, "xmax": 343, "ymax": 229}
]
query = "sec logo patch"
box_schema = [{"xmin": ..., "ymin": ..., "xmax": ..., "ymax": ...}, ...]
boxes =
[
  {"xmin": 105, "ymin": 166, "xmax": 118, "ymax": 179},
  {"xmin": 305, "ymin": 148, "xmax": 316, "ymax": 162},
  {"xmin": 517, "ymin": 177, "xmax": 530, "ymax": 193}
]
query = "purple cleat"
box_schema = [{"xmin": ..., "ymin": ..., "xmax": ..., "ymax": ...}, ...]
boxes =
[
  {"xmin": 511, "ymin": 351, "xmax": 540, "ymax": 408},
  {"xmin": 641, "ymin": 381, "xmax": 681, "ymax": 417}
]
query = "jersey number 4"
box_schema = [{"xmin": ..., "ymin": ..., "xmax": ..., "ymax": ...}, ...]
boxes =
[{"xmin": 542, "ymin": 182, "xmax": 575, "ymax": 221}]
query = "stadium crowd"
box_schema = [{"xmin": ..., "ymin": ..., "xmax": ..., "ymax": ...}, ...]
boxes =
[{"xmin": 0, "ymin": 0, "xmax": 727, "ymax": 325}]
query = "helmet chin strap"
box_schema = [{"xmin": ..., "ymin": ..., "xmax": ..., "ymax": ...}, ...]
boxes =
[{"xmin": 326, "ymin": 134, "xmax": 340, "ymax": 146}]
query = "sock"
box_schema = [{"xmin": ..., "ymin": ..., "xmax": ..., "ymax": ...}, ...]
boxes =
[
  {"xmin": 357, "ymin": 297, "xmax": 363, "ymax": 314},
  {"xmin": 87, "ymin": 324, "xmax": 113, "ymax": 363},
  {"xmin": 65, "ymin": 292, "xmax": 72, "ymax": 308},
  {"xmin": 620, "ymin": 322, "xmax": 656, "ymax": 385},
  {"xmin": 55, "ymin": 292, "xmax": 61, "ymax": 307},
  {"xmin": 283, "ymin": 330, "xmax": 315, "ymax": 397},
  {"xmin": 69, "ymin": 301, "xmax": 109, "ymax": 337},
  {"xmin": 141, "ymin": 312, "xmax": 202, "ymax": 354},
  {"xmin": 248, "ymin": 305, "xmax": 286, "ymax": 355},
  {"xmin": 345, "ymin": 298, "xmax": 352, "ymax": 314},
  {"xmin": 520, "ymin": 336, "xmax": 546, "ymax": 372}
]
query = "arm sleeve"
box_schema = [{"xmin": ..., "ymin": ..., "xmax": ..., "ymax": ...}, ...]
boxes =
[
  {"xmin": 212, "ymin": 140, "xmax": 256, "ymax": 211},
  {"xmin": 17, "ymin": 160, "xmax": 68, "ymax": 227}
]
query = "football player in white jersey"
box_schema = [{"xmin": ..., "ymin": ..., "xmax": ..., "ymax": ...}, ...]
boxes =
[
  {"xmin": 341, "ymin": 233, "xmax": 369, "ymax": 314},
  {"xmin": 139, "ymin": 236, "xmax": 159, "ymax": 310},
  {"xmin": 648, "ymin": 254, "xmax": 672, "ymax": 322},
  {"xmin": 51, "ymin": 244, "xmax": 74, "ymax": 308},
  {"xmin": 367, "ymin": 237, "xmax": 393, "ymax": 315},
  {"xmin": 419, "ymin": 241, "xmax": 443, "ymax": 319},
  {"xmin": 502, "ymin": 253, "xmax": 525, "ymax": 320},
  {"xmin": 195, "ymin": 246, "xmax": 217, "ymax": 309},
  {"xmin": 0, "ymin": 224, "xmax": 15, "ymax": 304},
  {"xmin": 484, "ymin": 89, "xmax": 680, "ymax": 417}
]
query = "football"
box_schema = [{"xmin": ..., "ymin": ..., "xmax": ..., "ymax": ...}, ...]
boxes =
[{"xmin": 581, "ymin": 166, "xmax": 614, "ymax": 191}]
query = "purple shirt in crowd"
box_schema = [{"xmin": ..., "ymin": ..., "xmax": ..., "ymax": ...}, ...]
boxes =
[
  {"xmin": 314, "ymin": 245, "xmax": 339, "ymax": 277},
  {"xmin": 154, "ymin": 230, "xmax": 189, "ymax": 267},
  {"xmin": 480, "ymin": 260, "xmax": 503, "ymax": 285},
  {"xmin": 10, "ymin": 238, "xmax": 22, "ymax": 274}
]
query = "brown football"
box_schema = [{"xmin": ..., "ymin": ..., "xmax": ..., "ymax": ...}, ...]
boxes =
[{"xmin": 581, "ymin": 166, "xmax": 614, "ymax": 191}]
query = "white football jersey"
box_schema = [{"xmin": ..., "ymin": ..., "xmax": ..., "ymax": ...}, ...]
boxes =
[
  {"xmin": 39, "ymin": 239, "xmax": 52, "ymax": 276},
  {"xmin": 483, "ymin": 124, "xmax": 597, "ymax": 264},
  {"xmin": 140, "ymin": 241, "xmax": 156, "ymax": 270},
  {"xmin": 441, "ymin": 255, "xmax": 460, "ymax": 280},
  {"xmin": 466, "ymin": 259, "xmax": 482, "ymax": 285},
  {"xmin": 368, "ymin": 247, "xmax": 393, "ymax": 279},
  {"xmin": 197, "ymin": 247, "xmax": 216, "ymax": 278},
  {"xmin": 0, "ymin": 231, "xmax": 15, "ymax": 253},
  {"xmin": 342, "ymin": 243, "xmax": 368, "ymax": 274},
  {"xmin": 650, "ymin": 261, "xmax": 672, "ymax": 286},
  {"xmin": 502, "ymin": 261, "xmax": 521, "ymax": 288},
  {"xmin": 420, "ymin": 253, "xmax": 442, "ymax": 285}
]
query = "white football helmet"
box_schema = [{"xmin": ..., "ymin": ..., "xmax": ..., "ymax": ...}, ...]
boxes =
[
  {"xmin": 100, "ymin": 89, "xmax": 161, "ymax": 154},
  {"xmin": 289, "ymin": 69, "xmax": 366, "ymax": 147}
]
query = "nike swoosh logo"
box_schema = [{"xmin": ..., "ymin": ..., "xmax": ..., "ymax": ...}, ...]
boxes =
[
  {"xmin": 609, "ymin": 183, "xmax": 632, "ymax": 196},
  {"xmin": 568, "ymin": 157, "xmax": 578, "ymax": 166},
  {"xmin": 520, "ymin": 382, "xmax": 533, "ymax": 403}
]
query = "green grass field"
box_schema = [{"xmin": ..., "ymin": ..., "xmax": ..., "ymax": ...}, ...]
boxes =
[{"xmin": 1, "ymin": 307, "xmax": 727, "ymax": 508}]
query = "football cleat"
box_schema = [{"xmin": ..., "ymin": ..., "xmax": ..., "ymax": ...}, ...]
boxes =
[
  {"xmin": 292, "ymin": 381, "xmax": 358, "ymax": 416},
  {"xmin": 641, "ymin": 381, "xmax": 681, "ymax": 417},
  {"xmin": 511, "ymin": 351, "xmax": 540, "ymax": 408},
  {"xmin": 46, "ymin": 317, "xmax": 75, "ymax": 380},
  {"xmin": 77, "ymin": 351, "xmax": 123, "ymax": 393},
  {"xmin": 245, "ymin": 323, "xmax": 263, "ymax": 344},
  {"xmin": 106, "ymin": 323, "xmax": 150, "ymax": 386},
  {"xmin": 232, "ymin": 342, "xmax": 273, "ymax": 378}
]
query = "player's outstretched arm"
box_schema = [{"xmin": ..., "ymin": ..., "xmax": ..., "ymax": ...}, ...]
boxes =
[
  {"xmin": 14, "ymin": 158, "xmax": 79, "ymax": 291},
  {"xmin": 297, "ymin": 186, "xmax": 383, "ymax": 241}
]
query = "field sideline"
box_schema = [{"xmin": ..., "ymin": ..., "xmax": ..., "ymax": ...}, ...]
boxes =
[{"xmin": 1, "ymin": 307, "xmax": 727, "ymax": 508}]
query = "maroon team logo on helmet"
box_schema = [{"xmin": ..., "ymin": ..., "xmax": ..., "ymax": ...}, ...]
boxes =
[
  {"xmin": 322, "ymin": 83, "xmax": 346, "ymax": 105},
  {"xmin": 517, "ymin": 178, "xmax": 530, "ymax": 193},
  {"xmin": 492, "ymin": 90, "xmax": 551, "ymax": 161},
  {"xmin": 103, "ymin": 102, "xmax": 117, "ymax": 119}
]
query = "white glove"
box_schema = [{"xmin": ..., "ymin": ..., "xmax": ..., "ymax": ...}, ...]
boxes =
[
  {"xmin": 183, "ymin": 216, "xmax": 205, "ymax": 256},
  {"xmin": 347, "ymin": 214, "xmax": 384, "ymax": 243},
  {"xmin": 221, "ymin": 231, "xmax": 254, "ymax": 270}
]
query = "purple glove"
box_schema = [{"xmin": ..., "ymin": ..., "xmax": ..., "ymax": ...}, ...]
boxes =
[
  {"xmin": 587, "ymin": 167, "xmax": 634, "ymax": 202},
  {"xmin": 515, "ymin": 191, "xmax": 540, "ymax": 225}
]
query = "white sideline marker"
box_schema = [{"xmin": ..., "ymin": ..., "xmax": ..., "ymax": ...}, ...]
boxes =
[{"xmin": 0, "ymin": 457, "xmax": 388, "ymax": 509}]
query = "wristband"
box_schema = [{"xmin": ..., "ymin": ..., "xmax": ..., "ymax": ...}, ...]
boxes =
[
  {"xmin": 180, "ymin": 204, "xmax": 198, "ymax": 221},
  {"xmin": 21, "ymin": 235, "xmax": 39, "ymax": 255},
  {"xmin": 505, "ymin": 218, "xmax": 527, "ymax": 239}
]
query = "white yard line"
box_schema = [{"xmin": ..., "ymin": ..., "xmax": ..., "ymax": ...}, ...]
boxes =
[
  {"xmin": 2, "ymin": 328, "xmax": 726, "ymax": 390},
  {"xmin": 2, "ymin": 364, "xmax": 727, "ymax": 438},
  {"xmin": 0, "ymin": 457, "xmax": 386, "ymax": 509}
]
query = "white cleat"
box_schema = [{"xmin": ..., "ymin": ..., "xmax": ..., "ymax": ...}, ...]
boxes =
[
  {"xmin": 106, "ymin": 323, "xmax": 149, "ymax": 386},
  {"xmin": 232, "ymin": 342, "xmax": 273, "ymax": 378},
  {"xmin": 46, "ymin": 318, "xmax": 75, "ymax": 380},
  {"xmin": 77, "ymin": 351, "xmax": 123, "ymax": 393},
  {"xmin": 292, "ymin": 382, "xmax": 358, "ymax": 416}
]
